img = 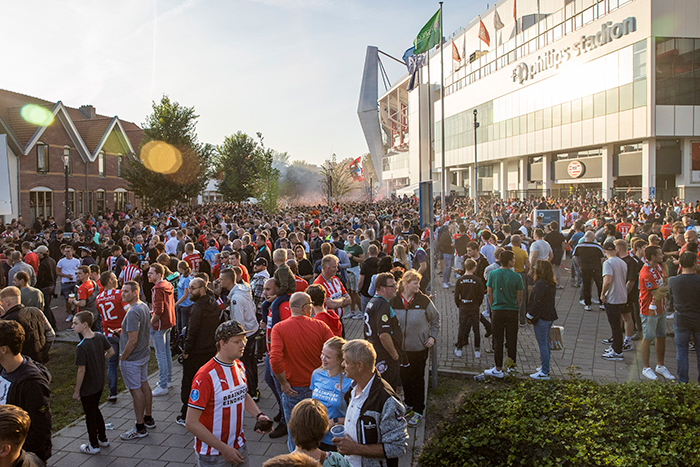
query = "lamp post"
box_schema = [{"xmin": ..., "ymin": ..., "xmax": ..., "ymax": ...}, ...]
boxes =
[
  {"xmin": 62, "ymin": 153, "xmax": 70, "ymax": 227},
  {"xmin": 473, "ymin": 109, "xmax": 479, "ymax": 215}
]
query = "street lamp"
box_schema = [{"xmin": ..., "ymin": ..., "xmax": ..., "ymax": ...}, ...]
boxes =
[
  {"xmin": 473, "ymin": 109, "xmax": 479, "ymax": 215},
  {"xmin": 62, "ymin": 152, "xmax": 70, "ymax": 227}
]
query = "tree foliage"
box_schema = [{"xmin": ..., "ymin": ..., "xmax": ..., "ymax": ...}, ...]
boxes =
[
  {"xmin": 123, "ymin": 95, "xmax": 211, "ymax": 210},
  {"xmin": 216, "ymin": 132, "xmax": 278, "ymax": 210},
  {"xmin": 319, "ymin": 154, "xmax": 355, "ymax": 205}
]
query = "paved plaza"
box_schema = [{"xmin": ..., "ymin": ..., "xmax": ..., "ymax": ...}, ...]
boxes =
[{"xmin": 48, "ymin": 259, "xmax": 698, "ymax": 466}]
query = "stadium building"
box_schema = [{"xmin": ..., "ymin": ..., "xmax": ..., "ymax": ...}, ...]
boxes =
[{"xmin": 359, "ymin": 0, "xmax": 700, "ymax": 201}]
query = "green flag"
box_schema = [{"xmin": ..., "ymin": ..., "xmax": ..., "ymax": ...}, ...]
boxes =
[{"xmin": 413, "ymin": 9, "xmax": 441, "ymax": 55}]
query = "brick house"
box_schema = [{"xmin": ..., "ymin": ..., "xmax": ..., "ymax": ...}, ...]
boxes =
[{"xmin": 0, "ymin": 89, "xmax": 144, "ymax": 227}]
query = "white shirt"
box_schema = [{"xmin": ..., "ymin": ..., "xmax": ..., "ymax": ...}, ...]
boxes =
[
  {"xmin": 165, "ymin": 235, "xmax": 179, "ymax": 255},
  {"xmin": 57, "ymin": 257, "xmax": 81, "ymax": 283},
  {"xmin": 344, "ymin": 374, "xmax": 376, "ymax": 467}
]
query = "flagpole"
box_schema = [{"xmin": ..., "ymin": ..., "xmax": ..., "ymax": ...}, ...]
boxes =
[{"xmin": 439, "ymin": 1, "xmax": 446, "ymax": 214}]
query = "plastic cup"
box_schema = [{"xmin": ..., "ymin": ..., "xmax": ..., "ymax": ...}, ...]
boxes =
[
  {"xmin": 330, "ymin": 425, "xmax": 345, "ymax": 438},
  {"xmin": 68, "ymin": 294, "xmax": 75, "ymax": 300}
]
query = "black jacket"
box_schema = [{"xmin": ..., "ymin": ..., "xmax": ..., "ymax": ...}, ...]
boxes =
[
  {"xmin": 2, "ymin": 305, "xmax": 47, "ymax": 363},
  {"xmin": 454, "ymin": 274, "xmax": 485, "ymax": 308},
  {"xmin": 526, "ymin": 279, "xmax": 558, "ymax": 323},
  {"xmin": 2, "ymin": 357, "xmax": 52, "ymax": 463},
  {"xmin": 36, "ymin": 256, "xmax": 56, "ymax": 290},
  {"xmin": 184, "ymin": 292, "xmax": 220, "ymax": 357}
]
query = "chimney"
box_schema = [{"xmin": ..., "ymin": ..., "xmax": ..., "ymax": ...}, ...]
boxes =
[{"xmin": 79, "ymin": 105, "xmax": 96, "ymax": 119}]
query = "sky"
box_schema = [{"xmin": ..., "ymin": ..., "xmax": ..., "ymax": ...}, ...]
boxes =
[{"xmin": 0, "ymin": 0, "xmax": 485, "ymax": 166}]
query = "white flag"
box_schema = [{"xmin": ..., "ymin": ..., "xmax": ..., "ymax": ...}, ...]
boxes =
[{"xmin": 494, "ymin": 9, "xmax": 505, "ymax": 31}]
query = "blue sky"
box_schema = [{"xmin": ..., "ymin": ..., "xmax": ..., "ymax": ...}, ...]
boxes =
[{"xmin": 0, "ymin": 0, "xmax": 484, "ymax": 165}]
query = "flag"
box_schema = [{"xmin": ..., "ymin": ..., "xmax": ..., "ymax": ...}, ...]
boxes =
[
  {"xmin": 494, "ymin": 9, "xmax": 505, "ymax": 31},
  {"xmin": 403, "ymin": 47, "xmax": 427, "ymax": 92},
  {"xmin": 513, "ymin": 0, "xmax": 517, "ymax": 21},
  {"xmin": 413, "ymin": 9, "xmax": 441, "ymax": 55},
  {"xmin": 348, "ymin": 157, "xmax": 364, "ymax": 182},
  {"xmin": 452, "ymin": 41, "xmax": 461, "ymax": 61},
  {"xmin": 478, "ymin": 20, "xmax": 490, "ymax": 47}
]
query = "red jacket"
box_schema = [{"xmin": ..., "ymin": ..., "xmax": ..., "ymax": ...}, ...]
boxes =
[{"xmin": 151, "ymin": 280, "xmax": 175, "ymax": 331}]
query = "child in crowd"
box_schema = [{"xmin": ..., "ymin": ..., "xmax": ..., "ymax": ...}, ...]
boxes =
[
  {"xmin": 72, "ymin": 311, "xmax": 114, "ymax": 455},
  {"xmin": 272, "ymin": 248, "xmax": 296, "ymax": 296}
]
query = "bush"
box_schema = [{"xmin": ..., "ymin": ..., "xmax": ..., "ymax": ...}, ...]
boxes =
[{"xmin": 420, "ymin": 379, "xmax": 700, "ymax": 466}]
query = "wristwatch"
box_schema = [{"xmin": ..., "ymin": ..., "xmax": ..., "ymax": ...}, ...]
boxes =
[{"xmin": 333, "ymin": 417, "xmax": 339, "ymax": 424}]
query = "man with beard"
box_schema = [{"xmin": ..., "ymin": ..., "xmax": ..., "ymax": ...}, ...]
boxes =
[{"xmin": 176, "ymin": 278, "xmax": 219, "ymax": 426}]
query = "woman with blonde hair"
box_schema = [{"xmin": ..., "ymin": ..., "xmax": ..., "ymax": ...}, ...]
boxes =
[
  {"xmin": 391, "ymin": 270, "xmax": 440, "ymax": 428},
  {"xmin": 526, "ymin": 259, "xmax": 558, "ymax": 380},
  {"xmin": 310, "ymin": 336, "xmax": 353, "ymax": 451},
  {"xmin": 393, "ymin": 243, "xmax": 410, "ymax": 271}
]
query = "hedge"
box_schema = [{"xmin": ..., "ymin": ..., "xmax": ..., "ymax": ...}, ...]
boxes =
[{"xmin": 420, "ymin": 379, "xmax": 700, "ymax": 466}]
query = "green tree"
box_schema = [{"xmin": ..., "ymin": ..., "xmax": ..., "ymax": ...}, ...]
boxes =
[
  {"xmin": 123, "ymin": 95, "xmax": 211, "ymax": 210},
  {"xmin": 216, "ymin": 132, "xmax": 278, "ymax": 210},
  {"xmin": 319, "ymin": 154, "xmax": 355, "ymax": 205}
]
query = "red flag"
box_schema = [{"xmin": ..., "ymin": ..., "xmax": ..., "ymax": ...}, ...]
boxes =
[
  {"xmin": 452, "ymin": 41, "xmax": 461, "ymax": 61},
  {"xmin": 478, "ymin": 20, "xmax": 490, "ymax": 47},
  {"xmin": 513, "ymin": 0, "xmax": 517, "ymax": 21}
]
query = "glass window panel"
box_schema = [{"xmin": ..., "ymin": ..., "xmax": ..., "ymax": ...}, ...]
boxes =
[
  {"xmin": 500, "ymin": 121, "xmax": 506, "ymax": 139},
  {"xmin": 619, "ymin": 83, "xmax": 633, "ymax": 111},
  {"xmin": 552, "ymin": 104, "xmax": 561, "ymax": 126},
  {"xmin": 633, "ymin": 79, "xmax": 647, "ymax": 107},
  {"xmin": 656, "ymin": 38, "xmax": 675, "ymax": 79},
  {"xmin": 561, "ymin": 101, "xmax": 571, "ymax": 124},
  {"xmin": 507, "ymin": 118, "xmax": 514, "ymax": 137},
  {"xmin": 695, "ymin": 39, "xmax": 700, "ymax": 78},
  {"xmin": 675, "ymin": 78, "xmax": 695, "ymax": 105},
  {"xmin": 594, "ymin": 92, "xmax": 606, "ymax": 117},
  {"xmin": 597, "ymin": 0, "xmax": 607, "ymax": 17},
  {"xmin": 608, "ymin": 0, "xmax": 618, "ymax": 11},
  {"xmin": 521, "ymin": 114, "xmax": 528, "ymax": 134},
  {"xmin": 571, "ymin": 98, "xmax": 582, "ymax": 123},
  {"xmin": 675, "ymin": 38, "xmax": 695, "ymax": 78},
  {"xmin": 606, "ymin": 88, "xmax": 619, "ymax": 114},
  {"xmin": 582, "ymin": 95, "xmax": 593, "ymax": 119},
  {"xmin": 582, "ymin": 7, "xmax": 593, "ymax": 25},
  {"xmin": 543, "ymin": 107, "xmax": 552, "ymax": 129},
  {"xmin": 696, "ymin": 78, "xmax": 700, "ymax": 105},
  {"xmin": 553, "ymin": 24, "xmax": 562, "ymax": 41},
  {"xmin": 494, "ymin": 122, "xmax": 500, "ymax": 140},
  {"xmin": 514, "ymin": 116, "xmax": 521, "ymax": 136},
  {"xmin": 535, "ymin": 110, "xmax": 543, "ymax": 131}
]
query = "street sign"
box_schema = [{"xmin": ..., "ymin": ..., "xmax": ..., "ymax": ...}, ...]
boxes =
[{"xmin": 649, "ymin": 187, "xmax": 656, "ymax": 198}]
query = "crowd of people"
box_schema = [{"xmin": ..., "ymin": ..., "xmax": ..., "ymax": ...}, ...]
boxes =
[{"xmin": 0, "ymin": 191, "xmax": 699, "ymax": 466}]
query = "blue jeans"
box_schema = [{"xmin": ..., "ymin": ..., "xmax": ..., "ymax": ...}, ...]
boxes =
[
  {"xmin": 107, "ymin": 335, "xmax": 120, "ymax": 397},
  {"xmin": 264, "ymin": 356, "xmax": 285, "ymax": 424},
  {"xmin": 361, "ymin": 295, "xmax": 371, "ymax": 314},
  {"xmin": 281, "ymin": 387, "xmax": 313, "ymax": 452},
  {"xmin": 442, "ymin": 254, "xmax": 453, "ymax": 284},
  {"xmin": 176, "ymin": 304, "xmax": 192, "ymax": 334},
  {"xmin": 150, "ymin": 328, "xmax": 172, "ymax": 389},
  {"xmin": 674, "ymin": 320, "xmax": 700, "ymax": 383},
  {"xmin": 533, "ymin": 319, "xmax": 553, "ymax": 375}
]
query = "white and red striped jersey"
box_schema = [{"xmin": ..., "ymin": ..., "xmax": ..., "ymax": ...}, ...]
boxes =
[
  {"xmin": 188, "ymin": 357, "xmax": 248, "ymax": 454},
  {"xmin": 184, "ymin": 252, "xmax": 202, "ymax": 272},
  {"xmin": 96, "ymin": 288, "xmax": 126, "ymax": 338},
  {"xmin": 119, "ymin": 264, "xmax": 141, "ymax": 283},
  {"xmin": 312, "ymin": 274, "xmax": 347, "ymax": 317}
]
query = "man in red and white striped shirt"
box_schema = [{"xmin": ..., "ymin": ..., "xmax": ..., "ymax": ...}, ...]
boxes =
[
  {"xmin": 119, "ymin": 254, "xmax": 142, "ymax": 287},
  {"xmin": 96, "ymin": 271, "xmax": 127, "ymax": 403},
  {"xmin": 185, "ymin": 321, "xmax": 271, "ymax": 466},
  {"xmin": 312, "ymin": 254, "xmax": 351, "ymax": 320}
]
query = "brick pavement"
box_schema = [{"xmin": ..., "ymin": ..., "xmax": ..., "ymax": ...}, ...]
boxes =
[
  {"xmin": 50, "ymin": 314, "xmax": 422, "ymax": 467},
  {"xmin": 433, "ymin": 259, "xmax": 698, "ymax": 383}
]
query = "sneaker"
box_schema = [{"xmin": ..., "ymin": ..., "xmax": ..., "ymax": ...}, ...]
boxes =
[
  {"xmin": 351, "ymin": 314, "xmax": 363, "ymax": 319},
  {"xmin": 484, "ymin": 367, "xmax": 504, "ymax": 378},
  {"xmin": 666, "ymin": 312, "xmax": 675, "ymax": 320},
  {"xmin": 453, "ymin": 348, "xmax": 463, "ymax": 357},
  {"xmin": 530, "ymin": 370, "xmax": 550, "ymax": 380},
  {"xmin": 448, "ymin": 282, "xmax": 456, "ymax": 287},
  {"xmin": 690, "ymin": 342, "xmax": 696, "ymax": 351},
  {"xmin": 642, "ymin": 367, "xmax": 658, "ymax": 380},
  {"xmin": 631, "ymin": 331, "xmax": 642, "ymax": 341},
  {"xmin": 622, "ymin": 342, "xmax": 633, "ymax": 352},
  {"xmin": 107, "ymin": 395, "xmax": 117, "ymax": 404},
  {"xmin": 556, "ymin": 285, "xmax": 565, "ymax": 289},
  {"xmin": 144, "ymin": 418, "xmax": 156, "ymax": 429},
  {"xmin": 176, "ymin": 416, "xmax": 186, "ymax": 427},
  {"xmin": 655, "ymin": 365, "xmax": 675, "ymax": 381},
  {"xmin": 579, "ymin": 300, "xmax": 586, "ymax": 306},
  {"xmin": 592, "ymin": 299, "xmax": 600, "ymax": 304},
  {"xmin": 572, "ymin": 283, "xmax": 581, "ymax": 288},
  {"xmin": 442, "ymin": 283, "xmax": 449, "ymax": 289},
  {"xmin": 80, "ymin": 444, "xmax": 100, "ymax": 455},
  {"xmin": 120, "ymin": 427, "xmax": 148, "ymax": 440},
  {"xmin": 584, "ymin": 306, "xmax": 592, "ymax": 311},
  {"xmin": 601, "ymin": 338, "xmax": 613, "ymax": 345},
  {"xmin": 268, "ymin": 423, "xmax": 287, "ymax": 439},
  {"xmin": 602, "ymin": 350, "xmax": 623, "ymax": 361},
  {"xmin": 599, "ymin": 304, "xmax": 606, "ymax": 310},
  {"xmin": 474, "ymin": 350, "xmax": 480, "ymax": 359},
  {"xmin": 152, "ymin": 386, "xmax": 168, "ymax": 397},
  {"xmin": 99, "ymin": 439, "xmax": 110, "ymax": 447},
  {"xmin": 407, "ymin": 412, "xmax": 424, "ymax": 427}
]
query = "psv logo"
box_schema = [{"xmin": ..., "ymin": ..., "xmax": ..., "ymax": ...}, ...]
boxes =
[{"xmin": 567, "ymin": 161, "xmax": 584, "ymax": 178}]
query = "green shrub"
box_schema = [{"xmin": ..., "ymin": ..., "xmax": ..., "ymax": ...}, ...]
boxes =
[{"xmin": 420, "ymin": 379, "xmax": 700, "ymax": 466}]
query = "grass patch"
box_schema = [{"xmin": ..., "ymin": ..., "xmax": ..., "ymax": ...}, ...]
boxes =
[
  {"xmin": 421, "ymin": 378, "xmax": 700, "ymax": 466},
  {"xmin": 47, "ymin": 342, "xmax": 158, "ymax": 432}
]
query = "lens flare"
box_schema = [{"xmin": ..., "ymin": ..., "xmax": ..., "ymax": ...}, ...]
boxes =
[
  {"xmin": 20, "ymin": 104, "xmax": 54, "ymax": 126},
  {"xmin": 140, "ymin": 140, "xmax": 182, "ymax": 174}
]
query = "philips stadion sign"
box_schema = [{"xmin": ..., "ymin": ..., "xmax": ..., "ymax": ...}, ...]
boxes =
[{"xmin": 512, "ymin": 16, "xmax": 637, "ymax": 85}]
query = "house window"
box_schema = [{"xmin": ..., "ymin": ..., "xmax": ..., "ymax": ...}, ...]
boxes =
[
  {"xmin": 98, "ymin": 152, "xmax": 105, "ymax": 177},
  {"xmin": 115, "ymin": 192, "xmax": 127, "ymax": 211},
  {"xmin": 96, "ymin": 191, "xmax": 105, "ymax": 214},
  {"xmin": 77, "ymin": 191, "xmax": 84, "ymax": 215},
  {"xmin": 37, "ymin": 144, "xmax": 49, "ymax": 173},
  {"xmin": 66, "ymin": 191, "xmax": 75, "ymax": 216},
  {"xmin": 29, "ymin": 191, "xmax": 53, "ymax": 222},
  {"xmin": 117, "ymin": 155, "xmax": 123, "ymax": 177}
]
